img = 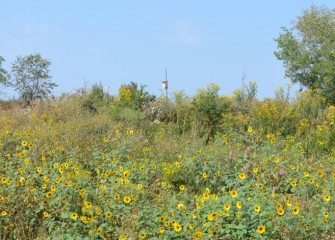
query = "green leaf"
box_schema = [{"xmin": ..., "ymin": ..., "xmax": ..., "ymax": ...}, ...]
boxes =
[
  {"xmin": 60, "ymin": 212, "xmax": 69, "ymax": 219},
  {"xmin": 266, "ymin": 221, "xmax": 273, "ymax": 228}
]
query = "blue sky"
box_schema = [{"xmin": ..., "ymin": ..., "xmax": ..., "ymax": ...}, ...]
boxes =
[{"xmin": 1, "ymin": 1, "xmax": 335, "ymax": 99}]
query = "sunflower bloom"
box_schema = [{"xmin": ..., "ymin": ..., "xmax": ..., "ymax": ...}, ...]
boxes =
[
  {"xmin": 97, "ymin": 227, "xmax": 103, "ymax": 235},
  {"xmin": 80, "ymin": 216, "xmax": 89, "ymax": 224},
  {"xmin": 105, "ymin": 211, "xmax": 112, "ymax": 219},
  {"xmin": 236, "ymin": 201, "xmax": 242, "ymax": 209},
  {"xmin": 70, "ymin": 213, "xmax": 78, "ymax": 220},
  {"xmin": 138, "ymin": 232, "xmax": 146, "ymax": 239},
  {"xmin": 277, "ymin": 208, "xmax": 285, "ymax": 216},
  {"xmin": 84, "ymin": 201, "xmax": 93, "ymax": 208},
  {"xmin": 193, "ymin": 230, "xmax": 203, "ymax": 239},
  {"xmin": 207, "ymin": 212, "xmax": 219, "ymax": 221},
  {"xmin": 177, "ymin": 203, "xmax": 185, "ymax": 210},
  {"xmin": 239, "ymin": 172, "xmax": 246, "ymax": 180},
  {"xmin": 119, "ymin": 235, "xmax": 127, "ymax": 240},
  {"xmin": 158, "ymin": 226, "xmax": 164, "ymax": 234},
  {"xmin": 324, "ymin": 194, "xmax": 331, "ymax": 202},
  {"xmin": 173, "ymin": 223, "xmax": 182, "ymax": 232},
  {"xmin": 254, "ymin": 205, "xmax": 261, "ymax": 212},
  {"xmin": 158, "ymin": 216, "xmax": 165, "ymax": 222},
  {"xmin": 123, "ymin": 170, "xmax": 130, "ymax": 178},
  {"xmin": 123, "ymin": 196, "xmax": 131, "ymax": 204},
  {"xmin": 293, "ymin": 206, "xmax": 300, "ymax": 215},
  {"xmin": 223, "ymin": 204, "xmax": 231, "ymax": 211},
  {"xmin": 257, "ymin": 225, "xmax": 266, "ymax": 234},
  {"xmin": 114, "ymin": 194, "xmax": 120, "ymax": 201},
  {"xmin": 230, "ymin": 190, "xmax": 238, "ymax": 198},
  {"xmin": 45, "ymin": 191, "xmax": 54, "ymax": 199}
]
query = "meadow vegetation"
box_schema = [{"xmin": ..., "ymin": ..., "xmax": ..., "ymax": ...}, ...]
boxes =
[{"xmin": 0, "ymin": 82, "xmax": 335, "ymax": 240}]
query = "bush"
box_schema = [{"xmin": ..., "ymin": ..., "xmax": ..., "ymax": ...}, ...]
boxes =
[
  {"xmin": 81, "ymin": 82, "xmax": 112, "ymax": 113},
  {"xmin": 117, "ymin": 82, "xmax": 155, "ymax": 111},
  {"xmin": 192, "ymin": 83, "xmax": 225, "ymax": 143}
]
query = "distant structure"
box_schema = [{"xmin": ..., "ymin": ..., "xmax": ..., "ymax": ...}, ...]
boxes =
[{"xmin": 162, "ymin": 69, "xmax": 168, "ymax": 98}]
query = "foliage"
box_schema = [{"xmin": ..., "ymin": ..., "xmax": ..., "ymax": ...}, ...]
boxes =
[
  {"xmin": 173, "ymin": 91, "xmax": 193, "ymax": 135},
  {"xmin": 143, "ymin": 97, "xmax": 177, "ymax": 124},
  {"xmin": 117, "ymin": 82, "xmax": 155, "ymax": 111},
  {"xmin": 192, "ymin": 83, "xmax": 226, "ymax": 143},
  {"xmin": 0, "ymin": 56, "xmax": 10, "ymax": 87},
  {"xmin": 9, "ymin": 53, "xmax": 57, "ymax": 106},
  {"xmin": 2, "ymin": 81, "xmax": 335, "ymax": 239},
  {"xmin": 81, "ymin": 82, "xmax": 112, "ymax": 114},
  {"xmin": 250, "ymin": 98, "xmax": 295, "ymax": 135},
  {"xmin": 274, "ymin": 5, "xmax": 335, "ymax": 103},
  {"xmin": 231, "ymin": 81, "xmax": 258, "ymax": 113},
  {"xmin": 4, "ymin": 4, "xmax": 335, "ymax": 238},
  {"xmin": 294, "ymin": 89, "xmax": 326, "ymax": 121}
]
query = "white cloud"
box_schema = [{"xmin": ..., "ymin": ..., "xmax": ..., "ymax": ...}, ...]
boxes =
[{"xmin": 161, "ymin": 20, "xmax": 202, "ymax": 44}]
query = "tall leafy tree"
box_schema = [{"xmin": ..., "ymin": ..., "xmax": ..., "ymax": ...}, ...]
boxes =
[
  {"xmin": 274, "ymin": 5, "xmax": 335, "ymax": 103},
  {"xmin": 0, "ymin": 56, "xmax": 10, "ymax": 85},
  {"xmin": 10, "ymin": 53, "xmax": 57, "ymax": 105},
  {"xmin": 0, "ymin": 56, "xmax": 10, "ymax": 96}
]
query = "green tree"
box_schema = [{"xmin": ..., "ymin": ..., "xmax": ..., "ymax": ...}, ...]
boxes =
[
  {"xmin": 0, "ymin": 56, "xmax": 10, "ymax": 87},
  {"xmin": 274, "ymin": 5, "xmax": 335, "ymax": 103},
  {"xmin": 9, "ymin": 53, "xmax": 57, "ymax": 105}
]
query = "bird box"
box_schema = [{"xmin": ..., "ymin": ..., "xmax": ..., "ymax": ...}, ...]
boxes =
[{"xmin": 162, "ymin": 80, "xmax": 168, "ymax": 90}]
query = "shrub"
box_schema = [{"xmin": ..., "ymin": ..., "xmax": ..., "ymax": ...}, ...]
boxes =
[
  {"xmin": 117, "ymin": 82, "xmax": 155, "ymax": 111},
  {"xmin": 192, "ymin": 83, "xmax": 225, "ymax": 143}
]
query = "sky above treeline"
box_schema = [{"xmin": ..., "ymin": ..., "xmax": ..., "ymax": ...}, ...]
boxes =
[{"xmin": 1, "ymin": 1, "xmax": 335, "ymax": 99}]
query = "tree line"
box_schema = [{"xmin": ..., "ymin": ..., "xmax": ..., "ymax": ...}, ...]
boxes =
[{"xmin": 1, "ymin": 5, "xmax": 335, "ymax": 105}]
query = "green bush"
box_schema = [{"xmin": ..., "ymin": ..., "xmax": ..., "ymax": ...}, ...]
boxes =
[
  {"xmin": 192, "ymin": 83, "xmax": 225, "ymax": 143},
  {"xmin": 117, "ymin": 82, "xmax": 155, "ymax": 111}
]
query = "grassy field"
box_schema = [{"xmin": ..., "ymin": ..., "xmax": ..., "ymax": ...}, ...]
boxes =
[{"xmin": 0, "ymin": 85, "xmax": 335, "ymax": 239}]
